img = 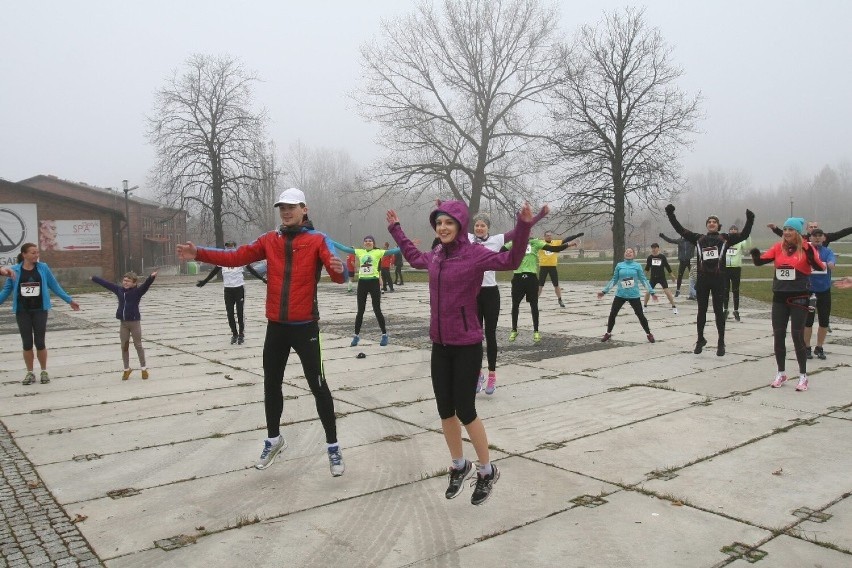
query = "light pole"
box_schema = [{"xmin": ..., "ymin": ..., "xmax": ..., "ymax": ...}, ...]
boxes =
[
  {"xmin": 348, "ymin": 222, "xmax": 352, "ymax": 245},
  {"xmin": 123, "ymin": 180, "xmax": 139, "ymax": 273},
  {"xmin": 789, "ymin": 196, "xmax": 794, "ymax": 217}
]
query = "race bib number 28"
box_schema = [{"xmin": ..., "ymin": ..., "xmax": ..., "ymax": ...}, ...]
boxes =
[{"xmin": 775, "ymin": 268, "xmax": 795, "ymax": 281}]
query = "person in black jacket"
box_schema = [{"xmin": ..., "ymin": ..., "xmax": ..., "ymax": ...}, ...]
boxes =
[
  {"xmin": 393, "ymin": 250, "xmax": 404, "ymax": 285},
  {"xmin": 766, "ymin": 220, "xmax": 852, "ymax": 245},
  {"xmin": 658, "ymin": 231, "xmax": 695, "ymax": 298},
  {"xmin": 644, "ymin": 243, "xmax": 677, "ymax": 313},
  {"xmin": 92, "ymin": 271, "xmax": 157, "ymax": 380},
  {"xmin": 665, "ymin": 204, "xmax": 754, "ymax": 356}
]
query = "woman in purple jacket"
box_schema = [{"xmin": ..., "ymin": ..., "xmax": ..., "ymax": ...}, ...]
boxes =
[
  {"xmin": 387, "ymin": 200, "xmax": 535, "ymax": 506},
  {"xmin": 92, "ymin": 271, "xmax": 157, "ymax": 380}
]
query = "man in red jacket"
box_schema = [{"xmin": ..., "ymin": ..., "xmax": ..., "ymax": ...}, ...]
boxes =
[{"xmin": 177, "ymin": 188, "xmax": 346, "ymax": 476}]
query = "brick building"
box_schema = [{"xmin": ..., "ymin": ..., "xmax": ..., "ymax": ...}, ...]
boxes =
[
  {"xmin": 0, "ymin": 175, "xmax": 187, "ymax": 282},
  {"xmin": 19, "ymin": 175, "xmax": 187, "ymax": 277}
]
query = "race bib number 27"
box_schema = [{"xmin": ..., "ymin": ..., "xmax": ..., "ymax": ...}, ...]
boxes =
[{"xmin": 21, "ymin": 283, "xmax": 41, "ymax": 297}]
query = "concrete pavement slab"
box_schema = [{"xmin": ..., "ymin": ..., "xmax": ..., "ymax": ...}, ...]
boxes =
[
  {"xmin": 726, "ymin": 533, "xmax": 851, "ymax": 567},
  {"xmin": 640, "ymin": 418, "xmax": 852, "ymax": 529},
  {"xmin": 792, "ymin": 493, "xmax": 852, "ymax": 554}
]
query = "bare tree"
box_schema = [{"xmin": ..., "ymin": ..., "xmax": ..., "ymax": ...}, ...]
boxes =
[
  {"xmin": 147, "ymin": 53, "xmax": 268, "ymax": 248},
  {"xmin": 549, "ymin": 7, "xmax": 701, "ymax": 263},
  {"xmin": 243, "ymin": 140, "xmax": 282, "ymax": 236},
  {"xmin": 355, "ymin": 0, "xmax": 562, "ymax": 216}
]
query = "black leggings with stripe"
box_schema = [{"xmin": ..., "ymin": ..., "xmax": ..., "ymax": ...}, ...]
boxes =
[{"xmin": 262, "ymin": 321, "xmax": 337, "ymax": 443}]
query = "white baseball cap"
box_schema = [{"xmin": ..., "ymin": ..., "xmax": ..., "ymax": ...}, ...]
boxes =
[{"xmin": 274, "ymin": 188, "xmax": 306, "ymax": 207}]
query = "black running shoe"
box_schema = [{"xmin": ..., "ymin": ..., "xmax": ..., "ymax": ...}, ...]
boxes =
[
  {"xmin": 237, "ymin": 334, "xmax": 245, "ymax": 345},
  {"xmin": 814, "ymin": 346, "xmax": 826, "ymax": 360},
  {"xmin": 694, "ymin": 338, "xmax": 707, "ymax": 354},
  {"xmin": 231, "ymin": 335, "xmax": 238, "ymax": 345},
  {"xmin": 805, "ymin": 346, "xmax": 812, "ymax": 359},
  {"xmin": 716, "ymin": 341, "xmax": 725, "ymax": 356},
  {"xmin": 470, "ymin": 464, "xmax": 500, "ymax": 505},
  {"xmin": 445, "ymin": 460, "xmax": 473, "ymax": 499},
  {"xmin": 733, "ymin": 310, "xmax": 740, "ymax": 322}
]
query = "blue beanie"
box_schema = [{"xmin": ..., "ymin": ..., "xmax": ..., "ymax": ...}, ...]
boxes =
[{"xmin": 782, "ymin": 217, "xmax": 805, "ymax": 235}]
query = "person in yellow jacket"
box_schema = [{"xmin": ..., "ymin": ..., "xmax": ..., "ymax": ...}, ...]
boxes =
[
  {"xmin": 723, "ymin": 224, "xmax": 751, "ymax": 322},
  {"xmin": 537, "ymin": 230, "xmax": 576, "ymax": 308}
]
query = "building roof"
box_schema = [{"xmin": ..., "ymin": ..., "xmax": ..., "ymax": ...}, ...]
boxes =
[
  {"xmin": 1, "ymin": 178, "xmax": 126, "ymax": 218},
  {"xmin": 19, "ymin": 174, "xmax": 181, "ymax": 212}
]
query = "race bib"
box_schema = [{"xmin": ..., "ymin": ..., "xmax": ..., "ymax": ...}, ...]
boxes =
[
  {"xmin": 21, "ymin": 283, "xmax": 41, "ymax": 297},
  {"xmin": 775, "ymin": 267, "xmax": 795, "ymax": 281},
  {"xmin": 726, "ymin": 248, "xmax": 737, "ymax": 256},
  {"xmin": 811, "ymin": 269, "xmax": 827, "ymax": 275},
  {"xmin": 543, "ymin": 250, "xmax": 554, "ymax": 256},
  {"xmin": 360, "ymin": 265, "xmax": 372, "ymax": 275},
  {"xmin": 621, "ymin": 277, "xmax": 635, "ymax": 289},
  {"xmin": 525, "ymin": 244, "xmax": 532, "ymax": 254},
  {"xmin": 701, "ymin": 247, "xmax": 719, "ymax": 261},
  {"xmin": 651, "ymin": 259, "xmax": 662, "ymax": 266}
]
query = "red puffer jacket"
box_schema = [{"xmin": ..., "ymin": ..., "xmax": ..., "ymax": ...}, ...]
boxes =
[{"xmin": 195, "ymin": 222, "xmax": 343, "ymax": 323}]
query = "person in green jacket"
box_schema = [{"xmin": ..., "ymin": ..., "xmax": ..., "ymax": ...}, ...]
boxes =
[
  {"xmin": 505, "ymin": 232, "xmax": 583, "ymax": 343},
  {"xmin": 597, "ymin": 247, "xmax": 657, "ymax": 343},
  {"xmin": 331, "ymin": 235, "xmax": 400, "ymax": 347},
  {"xmin": 723, "ymin": 224, "xmax": 751, "ymax": 321}
]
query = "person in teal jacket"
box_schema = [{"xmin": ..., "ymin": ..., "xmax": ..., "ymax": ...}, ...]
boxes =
[
  {"xmin": 597, "ymin": 247, "xmax": 657, "ymax": 343},
  {"xmin": 723, "ymin": 224, "xmax": 751, "ymax": 321},
  {"xmin": 331, "ymin": 236, "xmax": 401, "ymax": 347},
  {"xmin": 0, "ymin": 243, "xmax": 80, "ymax": 385}
]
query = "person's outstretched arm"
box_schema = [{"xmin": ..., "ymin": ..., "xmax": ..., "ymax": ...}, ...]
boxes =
[
  {"xmin": 330, "ymin": 239, "xmax": 356, "ymax": 254},
  {"xmin": 91, "ymin": 275, "xmax": 121, "ymax": 294},
  {"xmin": 137, "ymin": 272, "xmax": 157, "ymax": 296},
  {"xmin": 244, "ymin": 264, "xmax": 267, "ymax": 283},
  {"xmin": 750, "ymin": 246, "xmax": 774, "ymax": 267},
  {"xmin": 387, "ymin": 210, "xmax": 429, "ymax": 269},
  {"xmin": 503, "ymin": 205, "xmax": 549, "ymax": 242},
  {"xmin": 728, "ymin": 210, "xmax": 755, "ymax": 245},
  {"xmin": 196, "ymin": 266, "xmax": 221, "ymax": 287},
  {"xmin": 665, "ymin": 205, "xmax": 699, "ymax": 244},
  {"xmin": 658, "ymin": 232, "xmax": 678, "ymax": 245},
  {"xmin": 541, "ymin": 232, "xmax": 584, "ymax": 252},
  {"xmin": 824, "ymin": 225, "xmax": 852, "ymax": 245}
]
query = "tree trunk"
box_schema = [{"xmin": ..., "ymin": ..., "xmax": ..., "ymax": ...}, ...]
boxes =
[{"xmin": 611, "ymin": 156, "xmax": 626, "ymax": 269}]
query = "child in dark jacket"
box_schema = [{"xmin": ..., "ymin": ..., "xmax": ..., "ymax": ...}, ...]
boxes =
[
  {"xmin": 92, "ymin": 271, "xmax": 157, "ymax": 380},
  {"xmin": 387, "ymin": 200, "xmax": 536, "ymax": 506}
]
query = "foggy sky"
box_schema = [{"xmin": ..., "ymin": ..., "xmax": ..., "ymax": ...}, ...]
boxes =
[{"xmin": 2, "ymin": 0, "xmax": 850, "ymax": 200}]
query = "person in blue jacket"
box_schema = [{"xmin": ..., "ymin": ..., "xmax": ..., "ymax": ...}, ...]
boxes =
[
  {"xmin": 92, "ymin": 270, "xmax": 158, "ymax": 380},
  {"xmin": 0, "ymin": 243, "xmax": 80, "ymax": 385},
  {"xmin": 804, "ymin": 229, "xmax": 836, "ymax": 360},
  {"xmin": 597, "ymin": 247, "xmax": 657, "ymax": 343}
]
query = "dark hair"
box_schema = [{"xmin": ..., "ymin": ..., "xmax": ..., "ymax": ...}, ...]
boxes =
[
  {"xmin": 810, "ymin": 228, "xmax": 825, "ymax": 236},
  {"xmin": 650, "ymin": 242, "xmax": 660, "ymax": 248},
  {"xmin": 17, "ymin": 242, "xmax": 37, "ymax": 264}
]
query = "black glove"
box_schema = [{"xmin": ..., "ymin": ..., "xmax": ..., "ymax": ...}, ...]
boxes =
[
  {"xmin": 804, "ymin": 244, "xmax": 816, "ymax": 262},
  {"xmin": 196, "ymin": 281, "xmax": 204, "ymax": 287},
  {"xmin": 746, "ymin": 209, "xmax": 755, "ymax": 219},
  {"xmin": 262, "ymin": 279, "xmax": 268, "ymax": 284},
  {"xmin": 665, "ymin": 204, "xmax": 675, "ymax": 215},
  {"xmin": 658, "ymin": 233, "xmax": 665, "ymax": 238},
  {"xmin": 577, "ymin": 232, "xmax": 585, "ymax": 237}
]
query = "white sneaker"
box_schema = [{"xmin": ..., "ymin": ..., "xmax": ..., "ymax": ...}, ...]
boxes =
[
  {"xmin": 255, "ymin": 436, "xmax": 287, "ymax": 469},
  {"xmin": 672, "ymin": 306, "xmax": 678, "ymax": 315},
  {"xmin": 795, "ymin": 375, "xmax": 809, "ymax": 392}
]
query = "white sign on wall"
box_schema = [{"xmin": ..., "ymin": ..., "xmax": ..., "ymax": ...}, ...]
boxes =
[
  {"xmin": 40, "ymin": 220, "xmax": 102, "ymax": 251},
  {"xmin": 0, "ymin": 204, "xmax": 38, "ymax": 266}
]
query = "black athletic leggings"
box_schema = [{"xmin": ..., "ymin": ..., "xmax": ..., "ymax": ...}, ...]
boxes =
[
  {"xmin": 431, "ymin": 342, "xmax": 483, "ymax": 425},
  {"xmin": 224, "ymin": 286, "xmax": 245, "ymax": 336},
  {"xmin": 695, "ymin": 274, "xmax": 726, "ymax": 342},
  {"xmin": 606, "ymin": 297, "xmax": 650, "ymax": 334},
  {"xmin": 676, "ymin": 261, "xmax": 691, "ymax": 289},
  {"xmin": 477, "ymin": 286, "xmax": 500, "ymax": 372},
  {"xmin": 724, "ymin": 267, "xmax": 741, "ymax": 312},
  {"xmin": 16, "ymin": 309, "xmax": 48, "ymax": 351},
  {"xmin": 355, "ymin": 278, "xmax": 386, "ymax": 334},
  {"xmin": 511, "ymin": 273, "xmax": 539, "ymax": 331},
  {"xmin": 772, "ymin": 294, "xmax": 809, "ymax": 374},
  {"xmin": 262, "ymin": 321, "xmax": 337, "ymax": 443},
  {"xmin": 805, "ymin": 290, "xmax": 831, "ymax": 329}
]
